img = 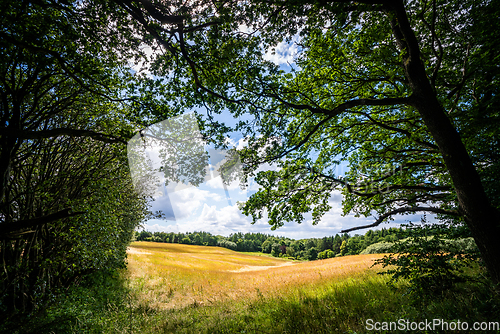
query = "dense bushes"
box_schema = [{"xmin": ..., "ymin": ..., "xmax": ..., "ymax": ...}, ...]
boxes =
[
  {"xmin": 0, "ymin": 138, "xmax": 147, "ymax": 318},
  {"xmin": 218, "ymin": 240, "xmax": 238, "ymax": 250}
]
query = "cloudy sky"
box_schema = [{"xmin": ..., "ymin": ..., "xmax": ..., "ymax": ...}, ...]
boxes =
[{"xmin": 128, "ymin": 38, "xmax": 423, "ymax": 239}]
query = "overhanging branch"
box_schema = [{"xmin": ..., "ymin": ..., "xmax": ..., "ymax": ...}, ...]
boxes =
[{"xmin": 340, "ymin": 206, "xmax": 461, "ymax": 233}]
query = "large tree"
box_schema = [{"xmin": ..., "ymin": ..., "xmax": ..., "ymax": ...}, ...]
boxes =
[
  {"xmin": 0, "ymin": 0, "xmax": 150, "ymax": 314},
  {"xmin": 121, "ymin": 0, "xmax": 500, "ymax": 283}
]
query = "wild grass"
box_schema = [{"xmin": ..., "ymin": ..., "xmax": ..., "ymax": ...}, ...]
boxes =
[
  {"xmin": 10, "ymin": 242, "xmax": 500, "ymax": 334},
  {"xmin": 125, "ymin": 242, "xmax": 381, "ymax": 310}
]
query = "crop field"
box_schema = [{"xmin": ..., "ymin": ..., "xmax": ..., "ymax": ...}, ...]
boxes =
[{"xmin": 126, "ymin": 242, "xmax": 383, "ymax": 311}]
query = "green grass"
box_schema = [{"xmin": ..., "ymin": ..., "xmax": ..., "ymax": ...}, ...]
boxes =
[{"xmin": 6, "ymin": 244, "xmax": 500, "ymax": 334}]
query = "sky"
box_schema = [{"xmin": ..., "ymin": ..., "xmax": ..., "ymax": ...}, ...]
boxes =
[{"xmin": 127, "ymin": 37, "xmax": 424, "ymax": 239}]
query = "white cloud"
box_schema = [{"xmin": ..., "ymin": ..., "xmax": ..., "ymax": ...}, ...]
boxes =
[
  {"xmin": 206, "ymin": 174, "xmax": 241, "ymax": 190},
  {"xmin": 142, "ymin": 221, "xmax": 179, "ymax": 233},
  {"xmin": 129, "ymin": 43, "xmax": 155, "ymax": 76},
  {"xmin": 263, "ymin": 37, "xmax": 299, "ymax": 66},
  {"xmin": 168, "ymin": 187, "xmax": 222, "ymax": 220}
]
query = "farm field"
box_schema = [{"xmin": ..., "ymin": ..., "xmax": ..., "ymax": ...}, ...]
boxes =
[{"xmin": 126, "ymin": 242, "xmax": 383, "ymax": 310}]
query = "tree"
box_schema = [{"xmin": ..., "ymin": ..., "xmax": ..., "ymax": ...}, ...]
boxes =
[
  {"xmin": 346, "ymin": 237, "xmax": 363, "ymax": 255},
  {"xmin": 375, "ymin": 222, "xmax": 480, "ymax": 298},
  {"xmin": 123, "ymin": 0, "xmax": 500, "ymax": 283},
  {"xmin": 306, "ymin": 247, "xmax": 318, "ymax": 261},
  {"xmin": 0, "ymin": 126, "xmax": 148, "ymax": 315},
  {"xmin": 340, "ymin": 240, "xmax": 348, "ymax": 256},
  {"xmin": 0, "ymin": 0, "xmax": 146, "ymax": 235},
  {"xmin": 261, "ymin": 239, "xmax": 273, "ymax": 253},
  {"xmin": 271, "ymin": 243, "xmax": 281, "ymax": 257}
]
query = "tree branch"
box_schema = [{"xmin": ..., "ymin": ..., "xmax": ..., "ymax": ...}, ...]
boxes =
[
  {"xmin": 340, "ymin": 206, "xmax": 461, "ymax": 233},
  {"xmin": 1, "ymin": 127, "xmax": 127, "ymax": 144},
  {"xmin": 270, "ymin": 93, "xmax": 410, "ymax": 116},
  {"xmin": 355, "ymin": 111, "xmax": 439, "ymax": 150},
  {"xmin": 0, "ymin": 208, "xmax": 85, "ymax": 237}
]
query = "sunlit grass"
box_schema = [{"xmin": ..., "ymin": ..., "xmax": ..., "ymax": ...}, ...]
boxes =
[
  {"xmin": 14, "ymin": 242, "xmax": 498, "ymax": 333},
  {"xmin": 126, "ymin": 242, "xmax": 383, "ymax": 310}
]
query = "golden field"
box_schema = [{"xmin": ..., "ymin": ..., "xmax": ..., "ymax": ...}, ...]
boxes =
[
  {"xmin": 126, "ymin": 241, "xmax": 383, "ymax": 310},
  {"xmin": 16, "ymin": 241, "xmax": 493, "ymax": 334}
]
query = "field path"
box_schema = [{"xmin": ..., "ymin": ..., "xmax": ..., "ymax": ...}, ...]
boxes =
[
  {"xmin": 127, "ymin": 247, "xmax": 151, "ymax": 255},
  {"xmin": 228, "ymin": 261, "xmax": 295, "ymax": 272}
]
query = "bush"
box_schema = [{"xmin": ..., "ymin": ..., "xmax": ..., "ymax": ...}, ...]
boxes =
[
  {"xmin": 180, "ymin": 237, "xmax": 191, "ymax": 244},
  {"xmin": 271, "ymin": 243, "xmax": 281, "ymax": 257},
  {"xmin": 375, "ymin": 222, "xmax": 480, "ymax": 299},
  {"xmin": 218, "ymin": 240, "xmax": 237, "ymax": 250},
  {"xmin": 360, "ymin": 242, "xmax": 394, "ymax": 254},
  {"xmin": 318, "ymin": 249, "xmax": 335, "ymax": 259}
]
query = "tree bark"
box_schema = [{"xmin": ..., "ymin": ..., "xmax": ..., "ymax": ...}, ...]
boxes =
[{"xmin": 391, "ymin": 0, "xmax": 500, "ymax": 284}]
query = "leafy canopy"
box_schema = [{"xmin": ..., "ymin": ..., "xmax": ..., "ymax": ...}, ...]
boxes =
[{"xmin": 132, "ymin": 0, "xmax": 499, "ymax": 231}]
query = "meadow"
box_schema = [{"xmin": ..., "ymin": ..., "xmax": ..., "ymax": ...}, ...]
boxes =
[
  {"xmin": 12, "ymin": 241, "xmax": 499, "ymax": 334},
  {"xmin": 125, "ymin": 242, "xmax": 382, "ymax": 310}
]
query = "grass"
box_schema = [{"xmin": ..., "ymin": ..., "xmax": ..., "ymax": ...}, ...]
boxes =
[
  {"xmin": 9, "ymin": 242, "xmax": 500, "ymax": 334},
  {"xmin": 126, "ymin": 242, "xmax": 381, "ymax": 310}
]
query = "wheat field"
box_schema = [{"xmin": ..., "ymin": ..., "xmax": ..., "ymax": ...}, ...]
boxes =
[{"xmin": 126, "ymin": 241, "xmax": 382, "ymax": 310}]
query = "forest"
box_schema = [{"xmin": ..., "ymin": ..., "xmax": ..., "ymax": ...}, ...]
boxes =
[{"xmin": 1, "ymin": 0, "xmax": 500, "ymax": 332}]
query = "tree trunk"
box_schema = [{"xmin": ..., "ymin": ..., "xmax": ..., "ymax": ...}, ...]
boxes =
[{"xmin": 391, "ymin": 1, "xmax": 500, "ymax": 284}]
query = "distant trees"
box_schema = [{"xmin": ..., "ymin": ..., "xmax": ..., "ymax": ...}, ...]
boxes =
[
  {"xmin": 218, "ymin": 240, "xmax": 237, "ymax": 251},
  {"xmin": 134, "ymin": 227, "xmax": 411, "ymax": 260}
]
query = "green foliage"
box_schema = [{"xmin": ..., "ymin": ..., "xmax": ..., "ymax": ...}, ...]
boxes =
[
  {"xmin": 317, "ymin": 249, "xmax": 335, "ymax": 260},
  {"xmin": 340, "ymin": 240, "xmax": 348, "ymax": 256},
  {"xmin": 306, "ymin": 247, "xmax": 318, "ymax": 261},
  {"xmin": 271, "ymin": 243, "xmax": 281, "ymax": 257},
  {"xmin": 217, "ymin": 239, "xmax": 237, "ymax": 251},
  {"xmin": 180, "ymin": 237, "xmax": 191, "ymax": 245},
  {"xmin": 261, "ymin": 240, "xmax": 272, "ymax": 253},
  {"xmin": 360, "ymin": 242, "xmax": 394, "ymax": 255},
  {"xmin": 0, "ymin": 0, "xmax": 148, "ymax": 317},
  {"xmin": 375, "ymin": 222, "xmax": 481, "ymax": 298}
]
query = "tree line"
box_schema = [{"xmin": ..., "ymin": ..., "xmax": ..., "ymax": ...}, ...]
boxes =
[{"xmin": 135, "ymin": 227, "xmax": 409, "ymax": 260}]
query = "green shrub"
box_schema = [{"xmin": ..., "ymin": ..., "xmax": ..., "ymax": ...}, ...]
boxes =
[
  {"xmin": 375, "ymin": 222, "xmax": 480, "ymax": 299},
  {"xmin": 218, "ymin": 239, "xmax": 237, "ymax": 250},
  {"xmin": 318, "ymin": 249, "xmax": 336, "ymax": 259},
  {"xmin": 360, "ymin": 242, "xmax": 394, "ymax": 254}
]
